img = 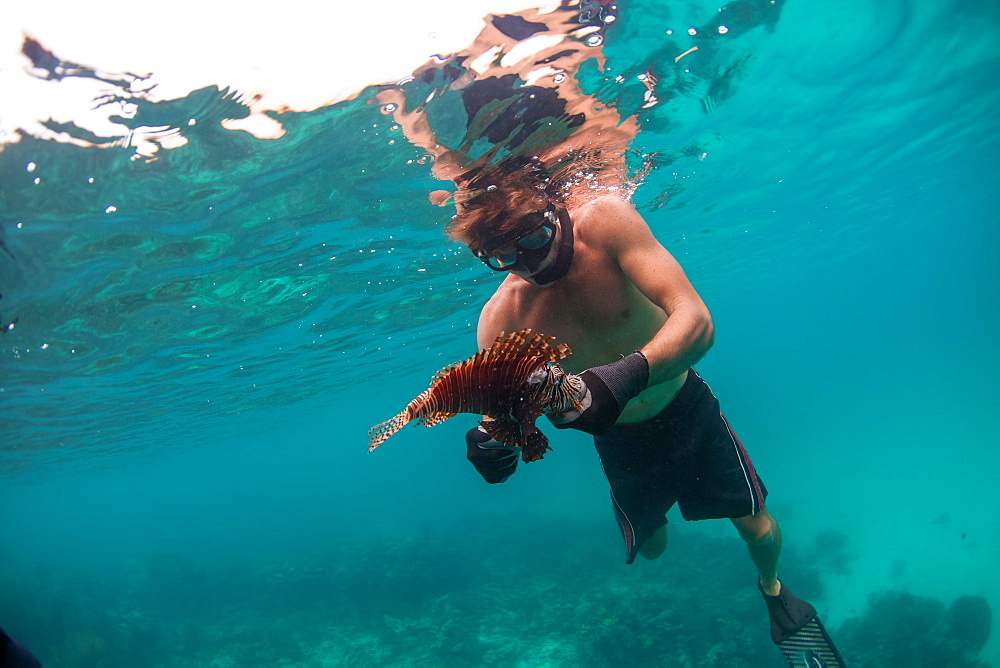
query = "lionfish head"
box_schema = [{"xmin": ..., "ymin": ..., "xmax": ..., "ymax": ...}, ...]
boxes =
[{"xmin": 527, "ymin": 362, "xmax": 584, "ymax": 414}]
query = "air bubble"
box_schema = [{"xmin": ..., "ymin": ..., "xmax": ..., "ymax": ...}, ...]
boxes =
[
  {"xmin": 718, "ymin": 25, "xmax": 729, "ymax": 34},
  {"xmin": 381, "ymin": 102, "xmax": 398, "ymax": 114},
  {"xmin": 586, "ymin": 34, "xmax": 603, "ymax": 47},
  {"xmin": 553, "ymin": 73, "xmax": 566, "ymax": 83}
]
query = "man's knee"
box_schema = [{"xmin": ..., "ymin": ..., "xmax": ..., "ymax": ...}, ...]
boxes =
[
  {"xmin": 733, "ymin": 510, "xmax": 777, "ymax": 544},
  {"xmin": 639, "ymin": 525, "xmax": 667, "ymax": 559}
]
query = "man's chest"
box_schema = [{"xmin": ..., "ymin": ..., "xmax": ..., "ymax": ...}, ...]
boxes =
[{"xmin": 484, "ymin": 271, "xmax": 641, "ymax": 360}]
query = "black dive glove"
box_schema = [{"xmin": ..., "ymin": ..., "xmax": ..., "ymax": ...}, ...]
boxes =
[
  {"xmin": 466, "ymin": 425, "xmax": 518, "ymax": 484},
  {"xmin": 547, "ymin": 351, "xmax": 649, "ymax": 435}
]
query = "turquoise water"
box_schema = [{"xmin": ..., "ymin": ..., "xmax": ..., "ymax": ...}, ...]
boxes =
[{"xmin": 1, "ymin": 0, "xmax": 998, "ymax": 665}]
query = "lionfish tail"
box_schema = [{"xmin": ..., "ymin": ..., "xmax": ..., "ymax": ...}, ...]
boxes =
[{"xmin": 367, "ymin": 409, "xmax": 412, "ymax": 453}]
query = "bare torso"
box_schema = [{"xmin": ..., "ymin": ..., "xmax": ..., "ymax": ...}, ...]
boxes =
[{"xmin": 477, "ymin": 196, "xmax": 688, "ymax": 423}]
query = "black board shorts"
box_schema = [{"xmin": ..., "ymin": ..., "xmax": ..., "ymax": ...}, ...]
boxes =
[{"xmin": 594, "ymin": 369, "xmax": 768, "ymax": 564}]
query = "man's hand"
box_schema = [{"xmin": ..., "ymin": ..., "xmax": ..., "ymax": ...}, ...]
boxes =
[
  {"xmin": 547, "ymin": 351, "xmax": 649, "ymax": 435},
  {"xmin": 466, "ymin": 425, "xmax": 518, "ymax": 483}
]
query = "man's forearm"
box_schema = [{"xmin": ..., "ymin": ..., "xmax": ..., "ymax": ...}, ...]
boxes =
[{"xmin": 640, "ymin": 304, "xmax": 714, "ymax": 385}]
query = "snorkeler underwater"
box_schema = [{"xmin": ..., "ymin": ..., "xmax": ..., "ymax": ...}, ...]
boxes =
[{"xmin": 1, "ymin": 0, "xmax": 997, "ymax": 666}]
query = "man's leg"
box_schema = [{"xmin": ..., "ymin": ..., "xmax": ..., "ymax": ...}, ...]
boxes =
[
  {"xmin": 736, "ymin": 509, "xmax": 843, "ymax": 660},
  {"xmin": 638, "ymin": 525, "xmax": 667, "ymax": 560},
  {"xmin": 732, "ymin": 507, "xmax": 781, "ymax": 595}
]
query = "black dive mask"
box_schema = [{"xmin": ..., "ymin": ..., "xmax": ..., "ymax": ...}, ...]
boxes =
[
  {"xmin": 473, "ymin": 206, "xmax": 574, "ymax": 285},
  {"xmin": 475, "ymin": 205, "xmax": 557, "ymax": 271}
]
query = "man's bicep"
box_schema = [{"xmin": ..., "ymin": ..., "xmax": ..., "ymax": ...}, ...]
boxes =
[
  {"xmin": 609, "ymin": 208, "xmax": 703, "ymax": 313},
  {"xmin": 631, "ymin": 249, "xmax": 703, "ymax": 315}
]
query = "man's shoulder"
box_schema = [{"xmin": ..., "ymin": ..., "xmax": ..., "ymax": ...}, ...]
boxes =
[
  {"xmin": 571, "ymin": 194, "xmax": 650, "ymax": 249},
  {"xmin": 480, "ymin": 277, "xmax": 519, "ymax": 315},
  {"xmin": 570, "ymin": 193, "xmax": 636, "ymax": 219}
]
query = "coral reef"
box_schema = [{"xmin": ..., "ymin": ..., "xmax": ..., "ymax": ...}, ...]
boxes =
[
  {"xmin": 0, "ymin": 519, "xmax": 992, "ymax": 667},
  {"xmin": 837, "ymin": 590, "xmax": 992, "ymax": 668},
  {"xmin": 949, "ymin": 595, "xmax": 992, "ymax": 654}
]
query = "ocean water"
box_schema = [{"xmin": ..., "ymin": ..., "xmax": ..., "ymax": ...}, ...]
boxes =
[{"xmin": 1, "ymin": 0, "xmax": 998, "ymax": 666}]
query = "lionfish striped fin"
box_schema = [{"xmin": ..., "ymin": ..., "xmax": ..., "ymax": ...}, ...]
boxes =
[
  {"xmin": 480, "ymin": 418, "xmax": 551, "ymax": 462},
  {"xmin": 522, "ymin": 430, "xmax": 551, "ymax": 463},
  {"xmin": 418, "ymin": 412, "xmax": 456, "ymax": 427},
  {"xmin": 367, "ymin": 408, "xmax": 413, "ymax": 452},
  {"xmin": 424, "ymin": 329, "xmax": 569, "ymax": 386},
  {"xmin": 487, "ymin": 329, "xmax": 570, "ymax": 364},
  {"xmin": 480, "ymin": 419, "xmax": 523, "ymax": 448}
]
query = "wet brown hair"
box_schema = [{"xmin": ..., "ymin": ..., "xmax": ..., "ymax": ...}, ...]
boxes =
[
  {"xmin": 445, "ymin": 161, "xmax": 563, "ymax": 253},
  {"xmin": 444, "ymin": 144, "xmax": 641, "ymax": 252}
]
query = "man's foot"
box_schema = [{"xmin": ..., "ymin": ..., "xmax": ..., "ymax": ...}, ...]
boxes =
[
  {"xmin": 759, "ymin": 576, "xmax": 781, "ymax": 596},
  {"xmin": 759, "ymin": 581, "xmax": 817, "ymax": 644}
]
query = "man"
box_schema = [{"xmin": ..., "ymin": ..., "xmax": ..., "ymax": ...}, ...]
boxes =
[{"xmin": 448, "ymin": 165, "xmax": 822, "ymax": 649}]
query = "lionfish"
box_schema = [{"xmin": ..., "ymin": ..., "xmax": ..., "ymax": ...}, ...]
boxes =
[{"xmin": 367, "ymin": 329, "xmax": 582, "ymax": 462}]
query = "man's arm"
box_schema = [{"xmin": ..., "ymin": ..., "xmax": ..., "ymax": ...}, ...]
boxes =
[
  {"xmin": 597, "ymin": 196, "xmax": 714, "ymax": 385},
  {"xmin": 546, "ymin": 196, "xmax": 714, "ymax": 435}
]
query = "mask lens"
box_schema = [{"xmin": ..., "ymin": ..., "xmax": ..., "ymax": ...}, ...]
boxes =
[
  {"xmin": 489, "ymin": 248, "xmax": 519, "ymax": 269},
  {"xmin": 476, "ymin": 247, "xmax": 518, "ymax": 270},
  {"xmin": 474, "ymin": 206, "xmax": 557, "ymax": 272},
  {"xmin": 516, "ymin": 224, "xmax": 554, "ymax": 250}
]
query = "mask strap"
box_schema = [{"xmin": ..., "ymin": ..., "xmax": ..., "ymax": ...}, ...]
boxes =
[{"xmin": 530, "ymin": 207, "xmax": 574, "ymax": 286}]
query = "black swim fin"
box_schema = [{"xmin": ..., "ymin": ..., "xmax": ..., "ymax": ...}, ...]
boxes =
[{"xmin": 760, "ymin": 583, "xmax": 847, "ymax": 667}]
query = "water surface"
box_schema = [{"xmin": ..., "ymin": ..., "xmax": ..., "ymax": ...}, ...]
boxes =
[{"xmin": 1, "ymin": 1, "xmax": 998, "ymax": 665}]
